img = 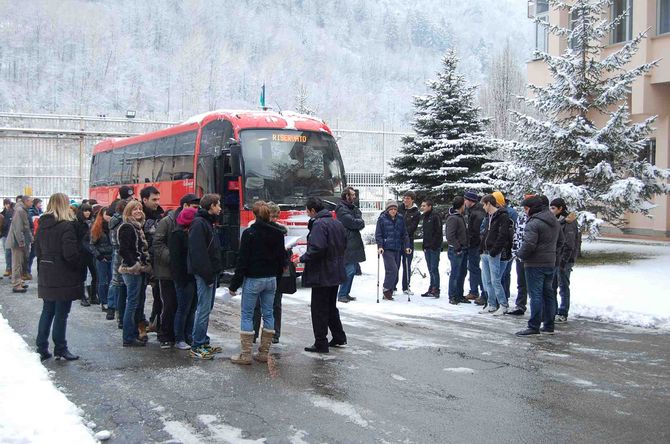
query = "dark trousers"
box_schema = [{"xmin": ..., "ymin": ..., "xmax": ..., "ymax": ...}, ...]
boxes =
[
  {"xmin": 501, "ymin": 259, "xmax": 513, "ymax": 301},
  {"xmin": 396, "ymin": 249, "xmax": 414, "ymax": 291},
  {"xmin": 424, "ymin": 248, "xmax": 440, "ymax": 290},
  {"xmin": 466, "ymin": 246, "xmax": 486, "ymax": 297},
  {"xmin": 149, "ymin": 278, "xmax": 161, "ymax": 327},
  {"xmin": 36, "ymin": 300, "xmax": 73, "ymax": 354},
  {"xmin": 82, "ymin": 254, "xmax": 97, "ymax": 299},
  {"xmin": 254, "ymin": 283, "xmax": 282, "ymax": 339},
  {"xmin": 553, "ymin": 266, "xmax": 572, "ymax": 317},
  {"xmin": 174, "ymin": 280, "xmax": 197, "ymax": 344},
  {"xmin": 382, "ymin": 249, "xmax": 401, "ymax": 291},
  {"xmin": 158, "ymin": 279, "xmax": 177, "ymax": 343},
  {"xmin": 525, "ymin": 266, "xmax": 556, "ymax": 331},
  {"xmin": 310, "ymin": 286, "xmax": 347, "ymax": 350},
  {"xmin": 514, "ymin": 259, "xmax": 527, "ymax": 311},
  {"xmin": 28, "ymin": 243, "xmax": 36, "ymax": 273},
  {"xmin": 447, "ymin": 247, "xmax": 467, "ymax": 299}
]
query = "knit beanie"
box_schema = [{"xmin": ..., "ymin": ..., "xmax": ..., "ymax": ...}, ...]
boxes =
[
  {"xmin": 176, "ymin": 207, "xmax": 197, "ymax": 227},
  {"xmin": 463, "ymin": 191, "xmax": 480, "ymax": 202},
  {"xmin": 492, "ymin": 191, "xmax": 505, "ymax": 207},
  {"xmin": 385, "ymin": 200, "xmax": 398, "ymax": 211},
  {"xmin": 119, "ymin": 185, "xmax": 134, "ymax": 200}
]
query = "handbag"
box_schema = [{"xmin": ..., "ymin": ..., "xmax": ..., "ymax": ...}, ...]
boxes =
[{"xmin": 277, "ymin": 261, "xmax": 297, "ymax": 294}]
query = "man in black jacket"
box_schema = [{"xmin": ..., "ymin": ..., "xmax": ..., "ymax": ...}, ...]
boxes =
[
  {"xmin": 335, "ymin": 187, "xmax": 365, "ymax": 303},
  {"xmin": 550, "ymin": 198, "xmax": 579, "ymax": 323},
  {"xmin": 140, "ymin": 186, "xmax": 164, "ymax": 335},
  {"xmin": 446, "ymin": 197, "xmax": 468, "ymax": 305},
  {"xmin": 463, "ymin": 191, "xmax": 487, "ymax": 305},
  {"xmin": 398, "ymin": 191, "xmax": 421, "ymax": 295},
  {"xmin": 301, "ymin": 197, "xmax": 347, "ymax": 354},
  {"xmin": 1, "ymin": 198, "xmax": 13, "ymax": 277},
  {"xmin": 420, "ymin": 199, "xmax": 442, "ymax": 298},
  {"xmin": 188, "ymin": 194, "xmax": 223, "ymax": 359}
]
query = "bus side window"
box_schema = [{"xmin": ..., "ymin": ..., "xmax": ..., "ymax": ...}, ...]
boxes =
[
  {"xmin": 122, "ymin": 144, "xmax": 140, "ymax": 184},
  {"xmin": 137, "ymin": 140, "xmax": 156, "ymax": 183},
  {"xmin": 96, "ymin": 152, "xmax": 112, "ymax": 186},
  {"xmin": 154, "ymin": 136, "xmax": 175, "ymax": 182},
  {"xmin": 109, "ymin": 148, "xmax": 125, "ymax": 186},
  {"xmin": 173, "ymin": 131, "xmax": 196, "ymax": 180}
]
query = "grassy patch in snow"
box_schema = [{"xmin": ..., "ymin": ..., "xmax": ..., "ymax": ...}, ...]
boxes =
[{"xmin": 576, "ymin": 250, "xmax": 651, "ymax": 267}]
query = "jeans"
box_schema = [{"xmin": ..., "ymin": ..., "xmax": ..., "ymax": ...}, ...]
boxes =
[
  {"xmin": 240, "ymin": 276, "xmax": 276, "ymax": 332},
  {"xmin": 338, "ymin": 262, "xmax": 357, "ymax": 299},
  {"xmin": 158, "ymin": 280, "xmax": 177, "ymax": 343},
  {"xmin": 96, "ymin": 260, "xmax": 112, "ymax": 305},
  {"xmin": 481, "ymin": 254, "xmax": 509, "ymax": 308},
  {"xmin": 121, "ymin": 273, "xmax": 144, "ymax": 343},
  {"xmin": 36, "ymin": 300, "xmax": 73, "ymax": 354},
  {"xmin": 525, "ymin": 266, "xmax": 556, "ymax": 331},
  {"xmin": 514, "ymin": 259, "xmax": 527, "ymax": 311},
  {"xmin": 424, "ymin": 249, "xmax": 440, "ymax": 290},
  {"xmin": 398, "ymin": 249, "xmax": 414, "ymax": 291},
  {"xmin": 192, "ymin": 275, "xmax": 216, "ymax": 348},
  {"xmin": 501, "ymin": 259, "xmax": 513, "ymax": 301},
  {"xmin": 254, "ymin": 280, "xmax": 282, "ymax": 338},
  {"xmin": 28, "ymin": 243, "xmax": 36, "ymax": 273},
  {"xmin": 382, "ymin": 249, "xmax": 401, "ymax": 291},
  {"xmin": 447, "ymin": 247, "xmax": 466, "ymax": 299},
  {"xmin": 4, "ymin": 244, "xmax": 11, "ymax": 272},
  {"xmin": 174, "ymin": 280, "xmax": 197, "ymax": 344},
  {"xmin": 310, "ymin": 286, "xmax": 347, "ymax": 350},
  {"xmin": 554, "ymin": 266, "xmax": 572, "ymax": 317}
]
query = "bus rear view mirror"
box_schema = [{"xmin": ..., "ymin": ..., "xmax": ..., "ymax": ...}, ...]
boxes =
[{"xmin": 229, "ymin": 142, "xmax": 242, "ymax": 176}]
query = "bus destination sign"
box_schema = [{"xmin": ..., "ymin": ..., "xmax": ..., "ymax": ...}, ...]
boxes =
[{"xmin": 272, "ymin": 133, "xmax": 307, "ymax": 143}]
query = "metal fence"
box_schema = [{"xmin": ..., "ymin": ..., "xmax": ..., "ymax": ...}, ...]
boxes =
[{"xmin": 0, "ymin": 113, "xmax": 411, "ymax": 211}]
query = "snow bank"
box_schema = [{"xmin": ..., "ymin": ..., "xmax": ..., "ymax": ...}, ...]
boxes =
[{"xmin": 0, "ymin": 310, "xmax": 95, "ymax": 444}]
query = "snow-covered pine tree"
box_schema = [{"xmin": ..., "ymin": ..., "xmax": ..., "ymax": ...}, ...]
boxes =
[
  {"xmin": 388, "ymin": 49, "xmax": 498, "ymax": 205},
  {"xmin": 494, "ymin": 0, "xmax": 670, "ymax": 236},
  {"xmin": 294, "ymin": 83, "xmax": 315, "ymax": 116}
]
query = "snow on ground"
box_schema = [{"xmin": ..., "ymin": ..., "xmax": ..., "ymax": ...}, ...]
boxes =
[
  {"xmin": 283, "ymin": 240, "xmax": 670, "ymax": 330},
  {"xmin": 0, "ymin": 310, "xmax": 96, "ymax": 444}
]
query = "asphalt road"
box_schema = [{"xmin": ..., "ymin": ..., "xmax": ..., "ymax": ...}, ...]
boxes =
[{"xmin": 1, "ymin": 278, "xmax": 669, "ymax": 444}]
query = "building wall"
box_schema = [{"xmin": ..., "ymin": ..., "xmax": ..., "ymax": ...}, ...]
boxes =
[{"xmin": 527, "ymin": 0, "xmax": 670, "ymax": 237}]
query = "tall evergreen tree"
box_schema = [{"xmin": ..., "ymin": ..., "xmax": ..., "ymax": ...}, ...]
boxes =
[
  {"xmin": 388, "ymin": 49, "xmax": 497, "ymax": 205},
  {"xmin": 494, "ymin": 0, "xmax": 670, "ymax": 235}
]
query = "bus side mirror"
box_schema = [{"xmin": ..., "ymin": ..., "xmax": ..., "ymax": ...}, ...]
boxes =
[{"xmin": 229, "ymin": 143, "xmax": 242, "ymax": 177}]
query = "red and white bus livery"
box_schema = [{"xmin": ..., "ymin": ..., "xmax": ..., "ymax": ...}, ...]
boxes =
[{"xmin": 89, "ymin": 110, "xmax": 347, "ymax": 273}]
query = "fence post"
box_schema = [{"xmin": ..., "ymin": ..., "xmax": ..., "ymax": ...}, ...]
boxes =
[
  {"xmin": 381, "ymin": 121, "xmax": 386, "ymax": 204},
  {"xmin": 79, "ymin": 117, "xmax": 84, "ymax": 198}
]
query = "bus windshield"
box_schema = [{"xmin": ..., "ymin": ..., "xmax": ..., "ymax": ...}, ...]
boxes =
[{"xmin": 239, "ymin": 129, "xmax": 345, "ymax": 207}]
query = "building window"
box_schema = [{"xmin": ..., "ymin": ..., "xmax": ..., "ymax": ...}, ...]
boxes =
[
  {"xmin": 660, "ymin": 0, "xmax": 670, "ymax": 35},
  {"xmin": 569, "ymin": 8, "xmax": 580, "ymax": 50},
  {"xmin": 611, "ymin": 0, "xmax": 633, "ymax": 44},
  {"xmin": 639, "ymin": 139, "xmax": 656, "ymax": 165},
  {"xmin": 534, "ymin": 12, "xmax": 549, "ymax": 54}
]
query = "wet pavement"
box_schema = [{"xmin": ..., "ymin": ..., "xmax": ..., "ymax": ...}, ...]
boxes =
[{"xmin": 1, "ymin": 280, "xmax": 669, "ymax": 444}]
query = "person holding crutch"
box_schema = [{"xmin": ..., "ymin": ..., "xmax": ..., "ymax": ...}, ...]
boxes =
[{"xmin": 375, "ymin": 200, "xmax": 411, "ymax": 301}]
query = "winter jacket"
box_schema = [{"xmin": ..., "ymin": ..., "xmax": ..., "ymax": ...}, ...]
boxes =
[
  {"xmin": 466, "ymin": 202, "xmax": 486, "ymax": 249},
  {"xmin": 517, "ymin": 206, "xmax": 560, "ymax": 268},
  {"xmin": 300, "ymin": 209, "xmax": 347, "ymax": 288},
  {"xmin": 142, "ymin": 204, "xmax": 164, "ymax": 255},
  {"xmin": 445, "ymin": 209, "xmax": 468, "ymax": 251},
  {"xmin": 169, "ymin": 226, "xmax": 194, "ymax": 288},
  {"xmin": 153, "ymin": 208, "xmax": 179, "ymax": 280},
  {"xmin": 335, "ymin": 199, "xmax": 366, "ymax": 264},
  {"xmin": 557, "ymin": 212, "xmax": 579, "ymax": 268},
  {"xmin": 480, "ymin": 208, "xmax": 512, "ymax": 260},
  {"xmin": 35, "ymin": 214, "xmax": 83, "ymax": 302},
  {"xmin": 108, "ymin": 213, "xmax": 124, "ymax": 286},
  {"xmin": 89, "ymin": 221, "xmax": 113, "ymax": 262},
  {"xmin": 188, "ymin": 209, "xmax": 223, "ymax": 286},
  {"xmin": 399, "ymin": 203, "xmax": 421, "ymax": 240},
  {"xmin": 118, "ymin": 220, "xmax": 150, "ymax": 272},
  {"xmin": 7, "ymin": 201, "xmax": 33, "ymax": 249},
  {"xmin": 75, "ymin": 214, "xmax": 93, "ymax": 261},
  {"xmin": 375, "ymin": 211, "xmax": 410, "ymax": 252},
  {"xmin": 230, "ymin": 219, "xmax": 286, "ymax": 292},
  {"xmin": 422, "ymin": 210, "xmax": 443, "ymax": 251},
  {"xmin": 1, "ymin": 207, "xmax": 13, "ymax": 238}
]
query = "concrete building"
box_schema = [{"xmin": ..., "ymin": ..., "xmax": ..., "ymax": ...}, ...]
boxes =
[{"xmin": 527, "ymin": 0, "xmax": 670, "ymax": 237}]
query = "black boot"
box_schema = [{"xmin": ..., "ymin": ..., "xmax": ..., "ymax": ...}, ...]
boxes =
[
  {"xmin": 421, "ymin": 288, "xmax": 434, "ymax": 297},
  {"xmin": 80, "ymin": 294, "xmax": 91, "ymax": 307},
  {"xmin": 55, "ymin": 349, "xmax": 79, "ymax": 361},
  {"xmin": 106, "ymin": 308, "xmax": 115, "ymax": 320},
  {"xmin": 87, "ymin": 285, "xmax": 100, "ymax": 305},
  {"xmin": 37, "ymin": 349, "xmax": 52, "ymax": 361}
]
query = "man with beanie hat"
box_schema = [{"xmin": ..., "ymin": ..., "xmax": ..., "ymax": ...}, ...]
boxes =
[
  {"xmin": 153, "ymin": 193, "xmax": 200, "ymax": 348},
  {"xmin": 446, "ymin": 196, "xmax": 468, "ymax": 304},
  {"xmin": 463, "ymin": 191, "xmax": 487, "ymax": 305},
  {"xmin": 375, "ymin": 200, "xmax": 411, "ymax": 300},
  {"xmin": 550, "ymin": 197, "xmax": 579, "ymax": 323},
  {"xmin": 119, "ymin": 185, "xmax": 134, "ymax": 201},
  {"xmin": 516, "ymin": 195, "xmax": 561, "ymax": 336}
]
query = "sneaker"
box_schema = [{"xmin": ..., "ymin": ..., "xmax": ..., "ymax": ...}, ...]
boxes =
[
  {"xmin": 203, "ymin": 344, "xmax": 222, "ymax": 354},
  {"xmin": 3, "ymin": 270, "xmax": 10, "ymax": 277},
  {"xmin": 175, "ymin": 341, "xmax": 191, "ymax": 350},
  {"xmin": 516, "ymin": 328, "xmax": 540, "ymax": 336},
  {"xmin": 328, "ymin": 338, "xmax": 347, "ymax": 348},
  {"xmin": 555, "ymin": 315, "xmax": 568, "ymax": 323},
  {"xmin": 474, "ymin": 297, "xmax": 487, "ymax": 306},
  {"xmin": 189, "ymin": 346, "xmax": 214, "ymax": 360},
  {"xmin": 448, "ymin": 298, "xmax": 459, "ymax": 305},
  {"xmin": 492, "ymin": 306, "xmax": 508, "ymax": 316},
  {"xmin": 457, "ymin": 296, "xmax": 471, "ymax": 304},
  {"xmin": 22, "ymin": 273, "xmax": 32, "ymax": 280},
  {"xmin": 421, "ymin": 289, "xmax": 433, "ymax": 297},
  {"xmin": 160, "ymin": 341, "xmax": 174, "ymax": 349},
  {"xmin": 403, "ymin": 289, "xmax": 414, "ymax": 296},
  {"xmin": 271, "ymin": 337, "xmax": 279, "ymax": 344},
  {"xmin": 479, "ymin": 306, "xmax": 497, "ymax": 314},
  {"xmin": 465, "ymin": 293, "xmax": 478, "ymax": 300},
  {"xmin": 12, "ymin": 287, "xmax": 27, "ymax": 293},
  {"xmin": 338, "ymin": 297, "xmax": 350, "ymax": 303},
  {"xmin": 507, "ymin": 307, "xmax": 525, "ymax": 316},
  {"xmin": 123, "ymin": 339, "xmax": 146, "ymax": 347},
  {"xmin": 105, "ymin": 309, "xmax": 115, "ymax": 320},
  {"xmin": 346, "ymin": 295, "xmax": 357, "ymax": 301},
  {"xmin": 540, "ymin": 327, "xmax": 555, "ymax": 335}
]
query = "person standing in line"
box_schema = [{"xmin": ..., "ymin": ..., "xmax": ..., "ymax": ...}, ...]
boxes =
[
  {"xmin": 445, "ymin": 197, "xmax": 469, "ymax": 305},
  {"xmin": 478, "ymin": 194, "xmax": 513, "ymax": 316},
  {"xmin": 492, "ymin": 192, "xmax": 518, "ymax": 303},
  {"xmin": 153, "ymin": 193, "xmax": 200, "ymax": 349},
  {"xmin": 34, "ymin": 193, "xmax": 81, "ymax": 362},
  {"xmin": 420, "ymin": 199, "xmax": 442, "ymax": 298},
  {"xmin": 375, "ymin": 200, "xmax": 411, "ymax": 301},
  {"xmin": 76, "ymin": 203, "xmax": 98, "ymax": 306},
  {"xmin": 188, "ymin": 194, "xmax": 224, "ymax": 359},
  {"xmin": 88, "ymin": 207, "xmax": 113, "ymax": 312},
  {"xmin": 335, "ymin": 186, "xmax": 366, "ymax": 303},
  {"xmin": 550, "ymin": 198, "xmax": 577, "ymax": 323},
  {"xmin": 8, "ymin": 195, "xmax": 34, "ymax": 293},
  {"xmin": 253, "ymin": 202, "xmax": 289, "ymax": 344},
  {"xmin": 140, "ymin": 186, "xmax": 164, "ymax": 336},
  {"xmin": 229, "ymin": 201, "xmax": 286, "ymax": 365},
  {"xmin": 398, "ymin": 191, "xmax": 421, "ymax": 295},
  {"xmin": 508, "ymin": 196, "xmax": 532, "ymax": 316},
  {"xmin": 301, "ymin": 197, "xmax": 348, "ymax": 354},
  {"xmin": 118, "ymin": 200, "xmax": 151, "ymax": 347},
  {"xmin": 515, "ymin": 196, "xmax": 561, "ymax": 336},
  {"xmin": 26, "ymin": 198, "xmax": 43, "ymax": 278},
  {"xmin": 463, "ymin": 191, "xmax": 487, "ymax": 305},
  {"xmin": 108, "ymin": 199, "xmax": 130, "ymax": 324},
  {"xmin": 169, "ymin": 207, "xmax": 198, "ymax": 351},
  {"xmin": 1, "ymin": 198, "xmax": 14, "ymax": 278}
]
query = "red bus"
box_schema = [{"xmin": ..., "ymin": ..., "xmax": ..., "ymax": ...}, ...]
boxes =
[{"xmin": 89, "ymin": 110, "xmax": 346, "ymax": 272}]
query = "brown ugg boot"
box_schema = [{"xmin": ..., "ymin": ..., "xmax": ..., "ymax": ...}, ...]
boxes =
[
  {"xmin": 138, "ymin": 320, "xmax": 149, "ymax": 342},
  {"xmin": 231, "ymin": 331, "xmax": 255, "ymax": 365},
  {"xmin": 253, "ymin": 328, "xmax": 276, "ymax": 363}
]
